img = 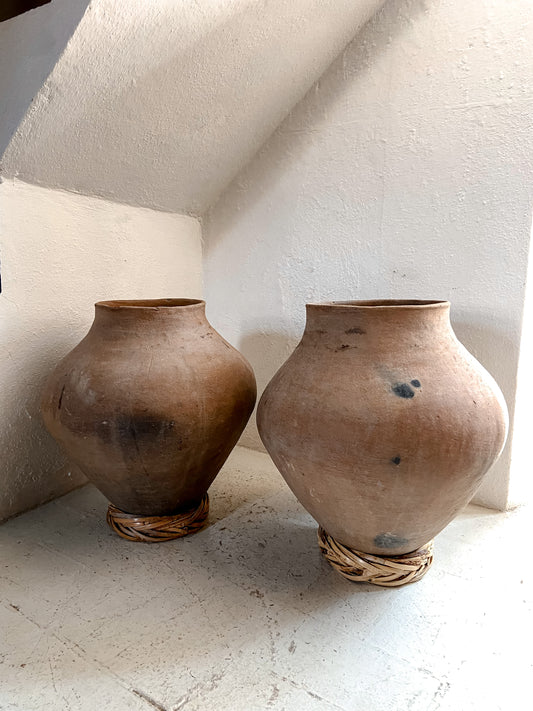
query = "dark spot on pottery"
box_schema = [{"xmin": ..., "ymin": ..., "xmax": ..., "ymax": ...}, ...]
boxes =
[
  {"xmin": 96, "ymin": 417, "xmax": 180, "ymax": 457},
  {"xmin": 410, "ymin": 379, "xmax": 421, "ymax": 388},
  {"xmin": 374, "ymin": 532, "xmax": 409, "ymax": 549},
  {"xmin": 392, "ymin": 383, "xmax": 415, "ymax": 399},
  {"xmin": 335, "ymin": 344, "xmax": 351, "ymax": 352},
  {"xmin": 345, "ymin": 327, "xmax": 366, "ymax": 335},
  {"xmin": 391, "ymin": 456, "xmax": 401, "ymax": 466},
  {"xmin": 119, "ymin": 417, "xmax": 176, "ymax": 441},
  {"xmin": 57, "ymin": 385, "xmax": 66, "ymax": 410}
]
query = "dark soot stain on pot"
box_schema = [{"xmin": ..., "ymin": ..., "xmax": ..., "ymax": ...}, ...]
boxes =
[
  {"xmin": 391, "ymin": 456, "xmax": 401, "ymax": 466},
  {"xmin": 97, "ymin": 416, "xmax": 178, "ymax": 448},
  {"xmin": 345, "ymin": 327, "xmax": 366, "ymax": 335},
  {"xmin": 374, "ymin": 532, "xmax": 409, "ymax": 549},
  {"xmin": 411, "ymin": 379, "xmax": 421, "ymax": 388},
  {"xmin": 392, "ymin": 383, "xmax": 416, "ymax": 399}
]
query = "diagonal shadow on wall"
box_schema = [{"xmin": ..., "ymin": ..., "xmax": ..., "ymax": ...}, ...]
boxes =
[{"xmin": 0, "ymin": 0, "xmax": 91, "ymax": 158}]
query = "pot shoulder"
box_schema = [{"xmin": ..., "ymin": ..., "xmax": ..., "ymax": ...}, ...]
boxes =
[
  {"xmin": 259, "ymin": 340, "xmax": 507, "ymax": 446},
  {"xmin": 43, "ymin": 327, "xmax": 255, "ymax": 423}
]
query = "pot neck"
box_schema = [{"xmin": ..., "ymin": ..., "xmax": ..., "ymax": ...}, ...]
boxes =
[
  {"xmin": 92, "ymin": 299, "xmax": 208, "ymax": 332},
  {"xmin": 303, "ymin": 300, "xmax": 453, "ymax": 346}
]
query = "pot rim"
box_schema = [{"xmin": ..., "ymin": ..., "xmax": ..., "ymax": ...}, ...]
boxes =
[
  {"xmin": 307, "ymin": 299, "xmax": 450, "ymax": 310},
  {"xmin": 96, "ymin": 298, "xmax": 205, "ymax": 310}
]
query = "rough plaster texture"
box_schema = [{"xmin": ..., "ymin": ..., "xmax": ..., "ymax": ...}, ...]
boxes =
[
  {"xmin": 1, "ymin": 0, "xmax": 385, "ymax": 215},
  {"xmin": 509, "ymin": 219, "xmax": 533, "ymax": 508},
  {"xmin": 0, "ymin": 0, "xmax": 90, "ymax": 157},
  {"xmin": 205, "ymin": 0, "xmax": 533, "ymax": 510},
  {"xmin": 0, "ymin": 179, "xmax": 202, "ymax": 522}
]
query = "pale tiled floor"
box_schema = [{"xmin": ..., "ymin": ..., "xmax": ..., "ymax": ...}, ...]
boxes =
[{"xmin": 0, "ymin": 446, "xmax": 530, "ymax": 711}]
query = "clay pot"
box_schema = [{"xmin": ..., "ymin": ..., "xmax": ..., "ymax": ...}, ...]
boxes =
[
  {"xmin": 42, "ymin": 299, "xmax": 256, "ymax": 525},
  {"xmin": 257, "ymin": 300, "xmax": 508, "ymax": 560}
]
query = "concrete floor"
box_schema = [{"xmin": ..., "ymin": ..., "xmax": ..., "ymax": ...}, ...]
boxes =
[{"xmin": 0, "ymin": 446, "xmax": 530, "ymax": 711}]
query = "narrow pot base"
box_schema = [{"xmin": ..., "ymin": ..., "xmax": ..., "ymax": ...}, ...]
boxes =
[
  {"xmin": 106, "ymin": 494, "xmax": 209, "ymax": 542},
  {"xmin": 317, "ymin": 528, "xmax": 434, "ymax": 587}
]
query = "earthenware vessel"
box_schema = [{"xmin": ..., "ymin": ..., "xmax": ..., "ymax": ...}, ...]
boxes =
[
  {"xmin": 257, "ymin": 300, "xmax": 508, "ymax": 584},
  {"xmin": 42, "ymin": 299, "xmax": 256, "ymax": 541}
]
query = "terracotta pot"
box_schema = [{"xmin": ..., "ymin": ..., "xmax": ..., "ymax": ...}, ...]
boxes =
[
  {"xmin": 257, "ymin": 300, "xmax": 508, "ymax": 560},
  {"xmin": 42, "ymin": 299, "xmax": 256, "ymax": 524}
]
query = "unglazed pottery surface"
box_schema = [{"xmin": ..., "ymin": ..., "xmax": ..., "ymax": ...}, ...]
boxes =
[
  {"xmin": 257, "ymin": 300, "xmax": 508, "ymax": 555},
  {"xmin": 42, "ymin": 299, "xmax": 256, "ymax": 515}
]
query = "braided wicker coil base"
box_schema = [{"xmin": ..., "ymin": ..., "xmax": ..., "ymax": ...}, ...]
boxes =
[
  {"xmin": 318, "ymin": 527, "xmax": 434, "ymax": 587},
  {"xmin": 107, "ymin": 494, "xmax": 209, "ymax": 542}
]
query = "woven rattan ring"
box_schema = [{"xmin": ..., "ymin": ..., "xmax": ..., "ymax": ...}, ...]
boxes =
[
  {"xmin": 107, "ymin": 494, "xmax": 209, "ymax": 543},
  {"xmin": 318, "ymin": 527, "xmax": 434, "ymax": 587}
]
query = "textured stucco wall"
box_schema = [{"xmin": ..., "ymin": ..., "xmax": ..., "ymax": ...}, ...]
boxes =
[
  {"xmin": 0, "ymin": 179, "xmax": 202, "ymax": 522},
  {"xmin": 1, "ymin": 0, "xmax": 385, "ymax": 215},
  {"xmin": 0, "ymin": 0, "xmax": 90, "ymax": 157},
  {"xmin": 205, "ymin": 0, "xmax": 533, "ymax": 510},
  {"xmin": 509, "ymin": 219, "xmax": 533, "ymax": 509}
]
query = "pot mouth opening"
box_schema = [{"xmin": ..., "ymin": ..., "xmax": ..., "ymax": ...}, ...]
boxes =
[
  {"xmin": 96, "ymin": 298, "xmax": 204, "ymax": 309},
  {"xmin": 309, "ymin": 299, "xmax": 449, "ymax": 309}
]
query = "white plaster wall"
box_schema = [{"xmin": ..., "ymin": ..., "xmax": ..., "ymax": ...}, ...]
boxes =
[
  {"xmin": 0, "ymin": 0, "xmax": 90, "ymax": 157},
  {"xmin": 0, "ymin": 179, "xmax": 202, "ymax": 521},
  {"xmin": 509, "ymin": 216, "xmax": 533, "ymax": 509},
  {"xmin": 205, "ymin": 0, "xmax": 533, "ymax": 510},
  {"xmin": 1, "ymin": 0, "xmax": 385, "ymax": 214}
]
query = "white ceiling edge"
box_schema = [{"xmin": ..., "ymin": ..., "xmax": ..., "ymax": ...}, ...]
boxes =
[{"xmin": 0, "ymin": 0, "xmax": 386, "ymax": 216}]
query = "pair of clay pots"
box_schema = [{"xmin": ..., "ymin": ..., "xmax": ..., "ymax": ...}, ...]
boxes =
[{"xmin": 42, "ymin": 299, "xmax": 508, "ymax": 585}]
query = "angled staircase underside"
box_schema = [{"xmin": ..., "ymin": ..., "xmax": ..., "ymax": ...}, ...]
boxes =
[{"xmin": 1, "ymin": 0, "xmax": 386, "ymax": 215}]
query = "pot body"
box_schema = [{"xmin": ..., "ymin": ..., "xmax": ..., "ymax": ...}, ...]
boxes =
[
  {"xmin": 42, "ymin": 299, "xmax": 256, "ymax": 515},
  {"xmin": 257, "ymin": 300, "xmax": 508, "ymax": 555}
]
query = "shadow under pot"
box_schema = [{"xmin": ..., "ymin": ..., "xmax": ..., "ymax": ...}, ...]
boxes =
[
  {"xmin": 41, "ymin": 299, "xmax": 257, "ymax": 542},
  {"xmin": 257, "ymin": 300, "xmax": 508, "ymax": 586}
]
